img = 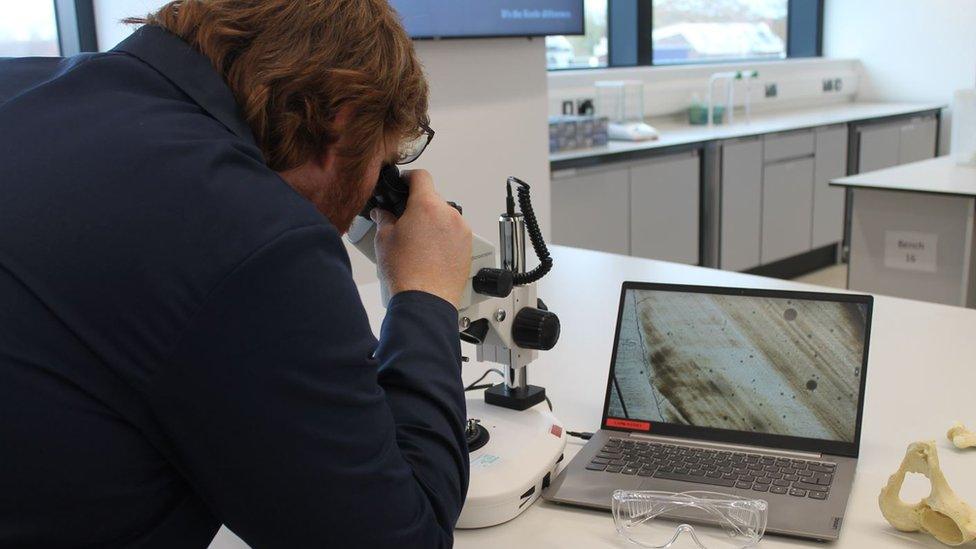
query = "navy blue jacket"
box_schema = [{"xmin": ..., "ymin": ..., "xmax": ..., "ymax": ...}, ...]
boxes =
[{"xmin": 0, "ymin": 25, "xmax": 467, "ymax": 548}]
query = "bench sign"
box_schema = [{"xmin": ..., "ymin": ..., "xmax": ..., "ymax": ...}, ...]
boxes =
[{"xmin": 884, "ymin": 230, "xmax": 938, "ymax": 273}]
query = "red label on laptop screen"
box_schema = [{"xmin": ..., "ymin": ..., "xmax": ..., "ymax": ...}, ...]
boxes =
[{"xmin": 606, "ymin": 418, "xmax": 651, "ymax": 431}]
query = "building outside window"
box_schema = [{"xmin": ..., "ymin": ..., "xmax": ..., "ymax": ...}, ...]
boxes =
[
  {"xmin": 546, "ymin": 0, "xmax": 608, "ymax": 70},
  {"xmin": 652, "ymin": 0, "xmax": 788, "ymax": 65},
  {"xmin": 546, "ymin": 0, "xmax": 810, "ymax": 70},
  {"xmin": 0, "ymin": 0, "xmax": 60, "ymax": 57}
]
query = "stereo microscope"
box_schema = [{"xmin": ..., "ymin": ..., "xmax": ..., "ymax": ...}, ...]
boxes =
[{"xmin": 347, "ymin": 165, "xmax": 564, "ymax": 528}]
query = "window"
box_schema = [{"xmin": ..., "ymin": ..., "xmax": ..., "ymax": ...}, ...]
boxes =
[
  {"xmin": 546, "ymin": 0, "xmax": 608, "ymax": 70},
  {"xmin": 0, "ymin": 0, "xmax": 98, "ymax": 57},
  {"xmin": 0, "ymin": 0, "xmax": 60, "ymax": 56},
  {"xmin": 547, "ymin": 0, "xmax": 821, "ymax": 70},
  {"xmin": 652, "ymin": 0, "xmax": 788, "ymax": 65}
]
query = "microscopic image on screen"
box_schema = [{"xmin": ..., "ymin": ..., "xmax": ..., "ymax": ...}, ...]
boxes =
[{"xmin": 607, "ymin": 289, "xmax": 868, "ymax": 443}]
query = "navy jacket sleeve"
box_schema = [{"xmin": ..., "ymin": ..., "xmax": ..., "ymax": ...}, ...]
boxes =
[{"xmin": 146, "ymin": 224, "xmax": 468, "ymax": 548}]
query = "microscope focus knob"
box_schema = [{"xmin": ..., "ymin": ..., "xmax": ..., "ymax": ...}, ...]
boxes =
[
  {"xmin": 473, "ymin": 268, "xmax": 514, "ymax": 298},
  {"xmin": 512, "ymin": 307, "xmax": 560, "ymax": 351}
]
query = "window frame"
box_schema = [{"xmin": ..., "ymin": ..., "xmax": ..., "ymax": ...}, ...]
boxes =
[
  {"xmin": 551, "ymin": 0, "xmax": 823, "ymax": 71},
  {"xmin": 54, "ymin": 0, "xmax": 98, "ymax": 55}
]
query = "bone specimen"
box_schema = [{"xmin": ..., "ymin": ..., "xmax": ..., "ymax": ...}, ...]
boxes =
[
  {"xmin": 879, "ymin": 441, "xmax": 976, "ymax": 546},
  {"xmin": 948, "ymin": 423, "xmax": 976, "ymax": 449}
]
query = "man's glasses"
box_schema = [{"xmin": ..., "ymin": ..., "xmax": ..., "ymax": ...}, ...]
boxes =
[{"xmin": 395, "ymin": 123, "xmax": 434, "ymax": 165}]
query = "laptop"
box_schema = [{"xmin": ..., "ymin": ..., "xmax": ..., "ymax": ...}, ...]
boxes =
[{"xmin": 543, "ymin": 282, "xmax": 873, "ymax": 541}]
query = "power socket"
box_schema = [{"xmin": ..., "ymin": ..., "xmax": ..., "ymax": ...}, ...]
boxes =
[{"xmin": 576, "ymin": 97, "xmax": 595, "ymax": 116}]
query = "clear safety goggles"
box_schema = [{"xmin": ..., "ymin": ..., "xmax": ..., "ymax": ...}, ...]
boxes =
[{"xmin": 611, "ymin": 490, "xmax": 768, "ymax": 549}]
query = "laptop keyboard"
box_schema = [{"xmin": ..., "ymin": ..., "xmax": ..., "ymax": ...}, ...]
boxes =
[{"xmin": 586, "ymin": 438, "xmax": 835, "ymax": 501}]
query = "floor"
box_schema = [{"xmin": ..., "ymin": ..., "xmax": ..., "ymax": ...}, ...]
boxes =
[{"xmin": 793, "ymin": 263, "xmax": 848, "ymax": 290}]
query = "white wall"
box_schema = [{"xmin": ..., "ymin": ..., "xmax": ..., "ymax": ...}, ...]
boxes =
[
  {"xmin": 824, "ymin": 0, "xmax": 976, "ymax": 153},
  {"xmin": 92, "ymin": 1, "xmax": 552, "ymax": 285}
]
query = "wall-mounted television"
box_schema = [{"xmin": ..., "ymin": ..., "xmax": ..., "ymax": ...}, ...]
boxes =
[{"xmin": 390, "ymin": 1, "xmax": 584, "ymax": 39}]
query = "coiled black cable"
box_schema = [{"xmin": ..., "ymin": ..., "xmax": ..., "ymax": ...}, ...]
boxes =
[{"xmin": 508, "ymin": 177, "xmax": 553, "ymax": 285}]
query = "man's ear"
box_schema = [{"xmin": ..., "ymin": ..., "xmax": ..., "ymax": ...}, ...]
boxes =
[
  {"xmin": 315, "ymin": 144, "xmax": 336, "ymax": 173},
  {"xmin": 316, "ymin": 105, "xmax": 356, "ymax": 173}
]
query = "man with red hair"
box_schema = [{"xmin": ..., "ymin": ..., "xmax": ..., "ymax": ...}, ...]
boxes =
[{"xmin": 0, "ymin": 1, "xmax": 471, "ymax": 547}]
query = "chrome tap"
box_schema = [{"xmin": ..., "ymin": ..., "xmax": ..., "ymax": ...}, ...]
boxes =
[
  {"xmin": 707, "ymin": 70, "xmax": 760, "ymax": 127},
  {"xmin": 707, "ymin": 71, "xmax": 737, "ymax": 127}
]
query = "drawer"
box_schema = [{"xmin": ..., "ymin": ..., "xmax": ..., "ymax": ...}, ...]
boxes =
[{"xmin": 764, "ymin": 130, "xmax": 815, "ymax": 163}]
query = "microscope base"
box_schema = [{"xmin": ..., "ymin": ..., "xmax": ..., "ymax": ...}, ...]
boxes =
[
  {"xmin": 484, "ymin": 383, "xmax": 546, "ymax": 411},
  {"xmin": 456, "ymin": 397, "xmax": 566, "ymax": 529}
]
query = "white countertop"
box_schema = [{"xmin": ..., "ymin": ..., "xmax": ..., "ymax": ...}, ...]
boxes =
[
  {"xmin": 211, "ymin": 245, "xmax": 976, "ymax": 549},
  {"xmin": 832, "ymin": 155, "xmax": 976, "ymax": 197},
  {"xmin": 551, "ymin": 101, "xmax": 945, "ymax": 165}
]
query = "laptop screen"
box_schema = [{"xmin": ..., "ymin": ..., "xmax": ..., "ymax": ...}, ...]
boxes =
[{"xmin": 604, "ymin": 284, "xmax": 872, "ymax": 456}]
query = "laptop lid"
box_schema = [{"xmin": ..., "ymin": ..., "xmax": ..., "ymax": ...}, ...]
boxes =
[{"xmin": 601, "ymin": 282, "xmax": 873, "ymax": 458}]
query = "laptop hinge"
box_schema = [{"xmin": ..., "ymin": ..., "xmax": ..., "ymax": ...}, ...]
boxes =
[{"xmin": 625, "ymin": 432, "xmax": 823, "ymax": 460}]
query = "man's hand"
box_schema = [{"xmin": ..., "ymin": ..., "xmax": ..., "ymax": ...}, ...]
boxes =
[{"xmin": 371, "ymin": 170, "xmax": 473, "ymax": 309}]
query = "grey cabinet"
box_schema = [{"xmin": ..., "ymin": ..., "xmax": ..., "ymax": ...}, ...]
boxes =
[
  {"xmin": 551, "ymin": 167, "xmax": 630, "ymax": 255},
  {"xmin": 551, "ymin": 151, "xmax": 701, "ymax": 262},
  {"xmin": 899, "ymin": 116, "xmax": 938, "ymax": 164},
  {"xmin": 723, "ymin": 129, "xmax": 820, "ymax": 270},
  {"xmin": 858, "ymin": 124, "xmax": 901, "ymax": 172},
  {"xmin": 720, "ymin": 138, "xmax": 763, "ymax": 271},
  {"xmin": 630, "ymin": 152, "xmax": 700, "ymax": 265},
  {"xmin": 812, "ymin": 126, "xmax": 849, "ymax": 248},
  {"xmin": 857, "ymin": 114, "xmax": 938, "ymax": 173},
  {"xmin": 762, "ymin": 157, "xmax": 815, "ymax": 264}
]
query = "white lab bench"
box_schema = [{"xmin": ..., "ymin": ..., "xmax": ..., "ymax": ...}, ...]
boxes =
[
  {"xmin": 833, "ymin": 156, "xmax": 976, "ymax": 307},
  {"xmin": 550, "ymin": 102, "xmax": 943, "ymax": 276},
  {"xmin": 209, "ymin": 245, "xmax": 976, "ymax": 548}
]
